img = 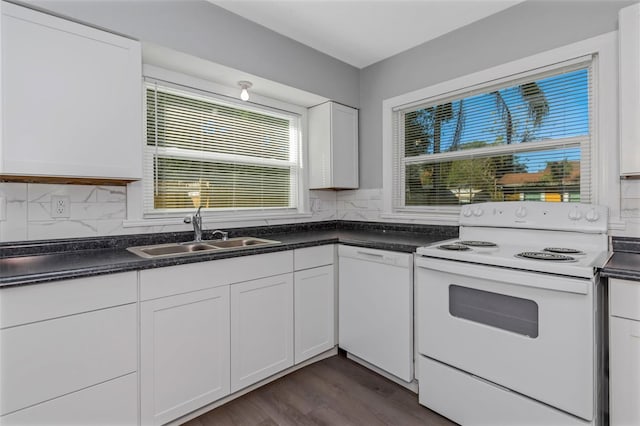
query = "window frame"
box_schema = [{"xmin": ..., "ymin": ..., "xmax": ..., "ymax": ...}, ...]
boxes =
[
  {"xmin": 381, "ymin": 32, "xmax": 619, "ymax": 227},
  {"xmin": 125, "ymin": 66, "xmax": 311, "ymax": 227}
]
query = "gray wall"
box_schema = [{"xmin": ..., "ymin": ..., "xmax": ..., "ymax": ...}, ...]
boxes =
[
  {"xmin": 358, "ymin": 0, "xmax": 635, "ymax": 188},
  {"xmin": 25, "ymin": 0, "xmax": 360, "ymax": 108}
]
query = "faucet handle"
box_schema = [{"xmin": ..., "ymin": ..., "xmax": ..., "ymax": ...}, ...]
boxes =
[{"xmin": 183, "ymin": 216, "xmax": 192, "ymax": 224}]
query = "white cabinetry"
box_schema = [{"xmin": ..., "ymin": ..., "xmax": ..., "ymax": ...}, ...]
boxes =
[
  {"xmin": 0, "ymin": 2, "xmax": 142, "ymax": 180},
  {"xmin": 140, "ymin": 286, "xmax": 230, "ymax": 426},
  {"xmin": 308, "ymin": 101, "xmax": 358, "ymax": 189},
  {"xmin": 231, "ymin": 273, "xmax": 294, "ymax": 393},
  {"xmin": 139, "ymin": 261, "xmax": 231, "ymax": 426},
  {"xmin": 619, "ymin": 3, "xmax": 640, "ymax": 176},
  {"xmin": 0, "ymin": 272, "xmax": 137, "ymax": 425},
  {"xmin": 294, "ymin": 245, "xmax": 336, "ymax": 364},
  {"xmin": 609, "ymin": 278, "xmax": 640, "ymax": 426},
  {"xmin": 139, "ymin": 250, "xmax": 294, "ymax": 424}
]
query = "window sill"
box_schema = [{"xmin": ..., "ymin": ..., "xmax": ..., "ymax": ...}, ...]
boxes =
[{"xmin": 122, "ymin": 212, "xmax": 313, "ymax": 228}]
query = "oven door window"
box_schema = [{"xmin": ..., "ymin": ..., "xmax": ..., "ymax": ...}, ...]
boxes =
[{"xmin": 449, "ymin": 285, "xmax": 539, "ymax": 338}]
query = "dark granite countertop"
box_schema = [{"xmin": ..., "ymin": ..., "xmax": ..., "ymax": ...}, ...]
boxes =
[
  {"xmin": 602, "ymin": 252, "xmax": 640, "ymax": 282},
  {"xmin": 0, "ymin": 221, "xmax": 457, "ymax": 287},
  {"xmin": 601, "ymin": 237, "xmax": 640, "ymax": 282}
]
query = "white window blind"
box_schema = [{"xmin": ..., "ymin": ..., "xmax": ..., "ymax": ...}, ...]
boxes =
[
  {"xmin": 144, "ymin": 82, "xmax": 300, "ymax": 216},
  {"xmin": 392, "ymin": 58, "xmax": 593, "ymax": 210}
]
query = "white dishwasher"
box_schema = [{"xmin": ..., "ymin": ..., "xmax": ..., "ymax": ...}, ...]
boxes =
[{"xmin": 338, "ymin": 245, "xmax": 414, "ymax": 383}]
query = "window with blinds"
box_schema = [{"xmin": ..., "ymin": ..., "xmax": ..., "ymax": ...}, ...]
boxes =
[
  {"xmin": 392, "ymin": 59, "xmax": 592, "ymax": 210},
  {"xmin": 144, "ymin": 83, "xmax": 300, "ymax": 215}
]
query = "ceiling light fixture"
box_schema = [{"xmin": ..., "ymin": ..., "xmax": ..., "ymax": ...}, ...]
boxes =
[{"xmin": 238, "ymin": 80, "xmax": 252, "ymax": 101}]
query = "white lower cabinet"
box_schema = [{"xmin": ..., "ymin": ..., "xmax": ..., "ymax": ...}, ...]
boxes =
[
  {"xmin": 0, "ymin": 374, "xmax": 137, "ymax": 426},
  {"xmin": 230, "ymin": 273, "xmax": 294, "ymax": 393},
  {"xmin": 609, "ymin": 278, "xmax": 640, "ymax": 426},
  {"xmin": 0, "ymin": 272, "xmax": 137, "ymax": 425},
  {"xmin": 294, "ymin": 265, "xmax": 335, "ymax": 364},
  {"xmin": 140, "ymin": 286, "xmax": 230, "ymax": 426}
]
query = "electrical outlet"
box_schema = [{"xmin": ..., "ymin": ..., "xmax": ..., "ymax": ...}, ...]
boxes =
[{"xmin": 51, "ymin": 195, "xmax": 70, "ymax": 218}]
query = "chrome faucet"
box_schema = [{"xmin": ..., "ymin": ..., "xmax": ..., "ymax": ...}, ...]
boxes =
[
  {"xmin": 211, "ymin": 229, "xmax": 229, "ymax": 241},
  {"xmin": 183, "ymin": 206, "xmax": 203, "ymax": 242}
]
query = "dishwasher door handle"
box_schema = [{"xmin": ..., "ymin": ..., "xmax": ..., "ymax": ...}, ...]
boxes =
[{"xmin": 356, "ymin": 250, "xmax": 385, "ymax": 258}]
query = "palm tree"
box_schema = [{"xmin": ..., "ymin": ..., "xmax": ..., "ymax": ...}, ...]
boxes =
[{"xmin": 492, "ymin": 81, "xmax": 549, "ymax": 144}]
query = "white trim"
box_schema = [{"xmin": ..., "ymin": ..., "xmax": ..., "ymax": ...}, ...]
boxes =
[
  {"xmin": 122, "ymin": 212, "xmax": 313, "ymax": 228},
  {"xmin": 382, "ymin": 32, "xmax": 618, "ymax": 225},
  {"xmin": 127, "ymin": 66, "xmax": 311, "ymax": 224}
]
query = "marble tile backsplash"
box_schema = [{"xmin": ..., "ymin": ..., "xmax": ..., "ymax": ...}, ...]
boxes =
[
  {"xmin": 0, "ymin": 183, "xmax": 339, "ymax": 243},
  {"xmin": 2, "ymin": 179, "xmax": 639, "ymax": 242}
]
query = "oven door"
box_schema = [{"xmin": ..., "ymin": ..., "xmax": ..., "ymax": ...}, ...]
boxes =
[{"xmin": 415, "ymin": 255, "xmax": 595, "ymax": 421}]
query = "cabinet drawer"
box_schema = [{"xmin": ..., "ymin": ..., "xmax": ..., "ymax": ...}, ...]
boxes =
[
  {"xmin": 294, "ymin": 245, "xmax": 334, "ymax": 270},
  {"xmin": 0, "ymin": 373, "xmax": 137, "ymax": 426},
  {"xmin": 0, "ymin": 272, "xmax": 137, "ymax": 328},
  {"xmin": 140, "ymin": 260, "xmax": 228, "ymax": 301},
  {"xmin": 140, "ymin": 251, "xmax": 293, "ymax": 301},
  {"xmin": 0, "ymin": 304, "xmax": 137, "ymax": 415},
  {"xmin": 610, "ymin": 278, "xmax": 640, "ymax": 320}
]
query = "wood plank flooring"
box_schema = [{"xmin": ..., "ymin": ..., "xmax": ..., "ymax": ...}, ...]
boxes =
[{"xmin": 183, "ymin": 354, "xmax": 457, "ymax": 426}]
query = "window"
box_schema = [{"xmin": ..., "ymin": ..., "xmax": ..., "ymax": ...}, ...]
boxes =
[
  {"xmin": 144, "ymin": 82, "xmax": 301, "ymax": 217},
  {"xmin": 390, "ymin": 58, "xmax": 592, "ymax": 213}
]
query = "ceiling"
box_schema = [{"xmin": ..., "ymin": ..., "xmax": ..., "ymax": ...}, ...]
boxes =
[{"xmin": 209, "ymin": 0, "xmax": 524, "ymax": 69}]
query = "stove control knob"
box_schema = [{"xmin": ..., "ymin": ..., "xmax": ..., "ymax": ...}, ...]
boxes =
[
  {"xmin": 515, "ymin": 206, "xmax": 527, "ymax": 218},
  {"xmin": 586, "ymin": 209, "xmax": 600, "ymax": 222},
  {"xmin": 472, "ymin": 207, "xmax": 484, "ymax": 217},
  {"xmin": 568, "ymin": 207, "xmax": 582, "ymax": 221},
  {"xmin": 462, "ymin": 207, "xmax": 473, "ymax": 217}
]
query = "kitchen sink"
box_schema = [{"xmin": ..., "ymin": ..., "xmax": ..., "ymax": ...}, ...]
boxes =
[
  {"xmin": 127, "ymin": 237, "xmax": 280, "ymax": 259},
  {"xmin": 204, "ymin": 237, "xmax": 279, "ymax": 249}
]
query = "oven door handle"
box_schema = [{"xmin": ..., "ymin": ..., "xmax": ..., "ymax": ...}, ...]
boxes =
[{"xmin": 415, "ymin": 256, "xmax": 590, "ymax": 295}]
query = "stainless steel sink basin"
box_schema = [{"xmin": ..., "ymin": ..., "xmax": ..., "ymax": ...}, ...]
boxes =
[
  {"xmin": 205, "ymin": 237, "xmax": 279, "ymax": 249},
  {"xmin": 127, "ymin": 242, "xmax": 219, "ymax": 258},
  {"xmin": 127, "ymin": 237, "xmax": 280, "ymax": 259}
]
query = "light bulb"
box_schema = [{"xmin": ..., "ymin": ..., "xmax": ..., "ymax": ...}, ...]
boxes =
[{"xmin": 237, "ymin": 80, "xmax": 252, "ymax": 102}]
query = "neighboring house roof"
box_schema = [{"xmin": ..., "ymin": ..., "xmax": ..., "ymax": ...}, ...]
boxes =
[{"xmin": 497, "ymin": 161, "xmax": 580, "ymax": 186}]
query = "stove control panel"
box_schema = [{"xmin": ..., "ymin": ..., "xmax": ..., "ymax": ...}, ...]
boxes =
[{"xmin": 459, "ymin": 202, "xmax": 608, "ymax": 233}]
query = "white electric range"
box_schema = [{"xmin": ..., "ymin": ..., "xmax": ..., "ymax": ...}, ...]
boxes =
[{"xmin": 415, "ymin": 201, "xmax": 610, "ymax": 425}]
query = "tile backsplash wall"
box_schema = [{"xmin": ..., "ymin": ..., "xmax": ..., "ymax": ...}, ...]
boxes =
[
  {"xmin": 0, "ymin": 183, "xmax": 339, "ymax": 243},
  {"xmin": 2, "ymin": 180, "xmax": 639, "ymax": 242}
]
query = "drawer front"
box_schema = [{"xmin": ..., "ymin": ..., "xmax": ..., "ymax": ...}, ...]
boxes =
[
  {"xmin": 0, "ymin": 304, "xmax": 137, "ymax": 415},
  {"xmin": 418, "ymin": 356, "xmax": 586, "ymax": 426},
  {"xmin": 0, "ymin": 272, "xmax": 137, "ymax": 328},
  {"xmin": 294, "ymin": 245, "xmax": 334, "ymax": 270},
  {"xmin": 140, "ymin": 259, "xmax": 228, "ymax": 301},
  {"xmin": 0, "ymin": 373, "xmax": 137, "ymax": 426},
  {"xmin": 610, "ymin": 278, "xmax": 640, "ymax": 320},
  {"xmin": 140, "ymin": 251, "xmax": 293, "ymax": 301}
]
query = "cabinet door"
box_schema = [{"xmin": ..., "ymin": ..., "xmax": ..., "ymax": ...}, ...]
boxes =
[
  {"xmin": 610, "ymin": 316, "xmax": 640, "ymax": 426},
  {"xmin": 294, "ymin": 265, "xmax": 335, "ymax": 364},
  {"xmin": 1, "ymin": 3, "xmax": 142, "ymax": 179},
  {"xmin": 331, "ymin": 103, "xmax": 359, "ymax": 188},
  {"xmin": 231, "ymin": 274, "xmax": 294, "ymax": 393},
  {"xmin": 140, "ymin": 286, "xmax": 230, "ymax": 426},
  {"xmin": 308, "ymin": 101, "xmax": 358, "ymax": 189},
  {"xmin": 619, "ymin": 3, "xmax": 640, "ymax": 176}
]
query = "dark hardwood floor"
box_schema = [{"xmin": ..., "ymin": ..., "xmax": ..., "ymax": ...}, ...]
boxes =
[{"xmin": 184, "ymin": 354, "xmax": 457, "ymax": 426}]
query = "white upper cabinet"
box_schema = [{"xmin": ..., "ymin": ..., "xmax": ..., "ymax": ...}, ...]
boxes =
[
  {"xmin": 619, "ymin": 3, "xmax": 640, "ymax": 177},
  {"xmin": 0, "ymin": 2, "xmax": 142, "ymax": 180},
  {"xmin": 308, "ymin": 101, "xmax": 359, "ymax": 189}
]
